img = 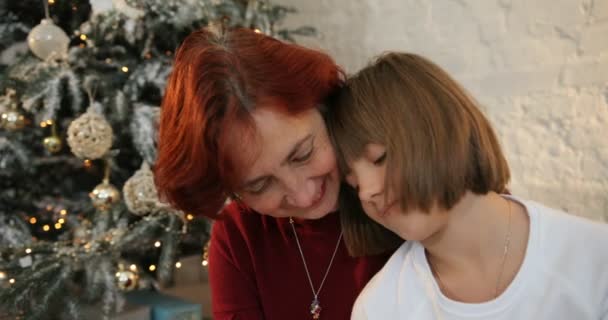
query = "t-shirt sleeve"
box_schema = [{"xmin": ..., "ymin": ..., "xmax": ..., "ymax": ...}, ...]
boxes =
[
  {"xmin": 351, "ymin": 298, "xmax": 368, "ymax": 320},
  {"xmin": 601, "ymin": 293, "xmax": 608, "ymax": 320},
  {"xmin": 208, "ymin": 219, "xmax": 264, "ymax": 320}
]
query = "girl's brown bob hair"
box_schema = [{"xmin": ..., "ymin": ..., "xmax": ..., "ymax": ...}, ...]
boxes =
[{"xmin": 327, "ymin": 52, "xmax": 510, "ymax": 256}]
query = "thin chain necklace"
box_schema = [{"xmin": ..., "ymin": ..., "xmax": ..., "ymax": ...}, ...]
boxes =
[
  {"xmin": 428, "ymin": 199, "xmax": 512, "ymax": 300},
  {"xmin": 289, "ymin": 217, "xmax": 343, "ymax": 320}
]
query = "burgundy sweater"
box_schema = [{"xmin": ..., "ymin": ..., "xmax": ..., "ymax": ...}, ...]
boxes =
[{"xmin": 208, "ymin": 202, "xmax": 391, "ymax": 319}]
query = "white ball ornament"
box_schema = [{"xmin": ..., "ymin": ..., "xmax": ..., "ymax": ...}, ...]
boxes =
[{"xmin": 27, "ymin": 19, "xmax": 70, "ymax": 61}]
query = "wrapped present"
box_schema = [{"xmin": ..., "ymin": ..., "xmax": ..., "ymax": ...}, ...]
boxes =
[
  {"xmin": 161, "ymin": 283, "xmax": 211, "ymax": 320},
  {"xmin": 158, "ymin": 254, "xmax": 211, "ymax": 319},
  {"xmin": 80, "ymin": 302, "xmax": 150, "ymax": 320},
  {"xmin": 126, "ymin": 290, "xmax": 202, "ymax": 320}
]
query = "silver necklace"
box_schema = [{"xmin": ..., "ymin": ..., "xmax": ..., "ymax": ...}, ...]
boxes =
[
  {"xmin": 428, "ymin": 199, "xmax": 512, "ymax": 299},
  {"xmin": 289, "ymin": 217, "xmax": 343, "ymax": 320}
]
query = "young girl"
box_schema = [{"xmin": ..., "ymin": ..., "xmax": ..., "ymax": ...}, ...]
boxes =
[{"xmin": 326, "ymin": 52, "xmax": 608, "ymax": 319}]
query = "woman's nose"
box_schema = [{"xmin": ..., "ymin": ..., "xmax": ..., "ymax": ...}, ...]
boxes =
[{"xmin": 284, "ymin": 176, "xmax": 317, "ymax": 208}]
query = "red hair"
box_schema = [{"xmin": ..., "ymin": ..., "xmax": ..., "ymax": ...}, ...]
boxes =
[{"xmin": 155, "ymin": 28, "xmax": 343, "ymax": 218}]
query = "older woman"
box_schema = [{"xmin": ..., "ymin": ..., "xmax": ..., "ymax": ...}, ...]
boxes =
[{"xmin": 155, "ymin": 28, "xmax": 394, "ymax": 320}]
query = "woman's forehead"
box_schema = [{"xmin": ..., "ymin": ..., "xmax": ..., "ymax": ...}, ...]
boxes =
[{"xmin": 227, "ymin": 107, "xmax": 323, "ymax": 182}]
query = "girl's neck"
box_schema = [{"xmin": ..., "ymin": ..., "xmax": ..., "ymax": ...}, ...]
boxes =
[{"xmin": 423, "ymin": 192, "xmax": 521, "ymax": 278}]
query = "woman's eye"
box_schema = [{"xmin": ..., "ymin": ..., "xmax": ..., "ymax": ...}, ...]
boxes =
[
  {"xmin": 292, "ymin": 148, "xmax": 313, "ymax": 163},
  {"xmin": 374, "ymin": 152, "xmax": 387, "ymax": 165},
  {"xmin": 247, "ymin": 179, "xmax": 271, "ymax": 195}
]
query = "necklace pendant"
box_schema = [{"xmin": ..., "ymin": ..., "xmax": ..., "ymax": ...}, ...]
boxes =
[{"xmin": 310, "ymin": 297, "xmax": 322, "ymax": 319}]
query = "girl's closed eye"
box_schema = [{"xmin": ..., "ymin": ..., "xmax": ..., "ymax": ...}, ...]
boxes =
[{"xmin": 374, "ymin": 152, "xmax": 387, "ymax": 165}]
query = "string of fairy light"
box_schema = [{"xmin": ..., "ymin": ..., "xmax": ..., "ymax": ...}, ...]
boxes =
[{"xmin": 2, "ymin": 211, "xmax": 206, "ymax": 287}]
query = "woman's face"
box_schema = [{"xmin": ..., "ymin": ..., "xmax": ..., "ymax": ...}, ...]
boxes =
[
  {"xmin": 233, "ymin": 107, "xmax": 340, "ymax": 220},
  {"xmin": 344, "ymin": 143, "xmax": 448, "ymax": 241}
]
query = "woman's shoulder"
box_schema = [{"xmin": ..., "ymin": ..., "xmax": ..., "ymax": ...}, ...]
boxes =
[
  {"xmin": 212, "ymin": 201, "xmax": 290, "ymax": 245},
  {"xmin": 213, "ymin": 202, "xmax": 267, "ymax": 237}
]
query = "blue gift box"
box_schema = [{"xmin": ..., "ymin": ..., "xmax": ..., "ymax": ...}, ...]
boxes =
[{"xmin": 126, "ymin": 290, "xmax": 202, "ymax": 320}]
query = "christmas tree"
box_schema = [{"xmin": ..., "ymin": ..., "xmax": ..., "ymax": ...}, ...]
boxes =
[{"xmin": 0, "ymin": 0, "xmax": 313, "ymax": 318}]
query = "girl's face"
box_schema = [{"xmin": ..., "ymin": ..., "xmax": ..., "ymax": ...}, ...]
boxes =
[
  {"xmin": 344, "ymin": 143, "xmax": 448, "ymax": 241},
  {"xmin": 233, "ymin": 107, "xmax": 341, "ymax": 220}
]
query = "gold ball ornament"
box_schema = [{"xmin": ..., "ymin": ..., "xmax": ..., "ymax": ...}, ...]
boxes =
[
  {"xmin": 1, "ymin": 109, "xmax": 26, "ymax": 131},
  {"xmin": 123, "ymin": 162, "xmax": 165, "ymax": 216},
  {"xmin": 115, "ymin": 262, "xmax": 139, "ymax": 291},
  {"xmin": 67, "ymin": 111, "xmax": 113, "ymax": 159},
  {"xmin": 90, "ymin": 181, "xmax": 121, "ymax": 211},
  {"xmin": 27, "ymin": 19, "xmax": 70, "ymax": 61},
  {"xmin": 43, "ymin": 135, "xmax": 62, "ymax": 153}
]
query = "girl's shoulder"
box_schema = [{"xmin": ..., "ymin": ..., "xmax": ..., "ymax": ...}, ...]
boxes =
[{"xmin": 524, "ymin": 198, "xmax": 608, "ymax": 243}]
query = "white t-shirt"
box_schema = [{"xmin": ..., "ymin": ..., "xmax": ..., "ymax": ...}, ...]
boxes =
[{"xmin": 352, "ymin": 196, "xmax": 608, "ymax": 320}]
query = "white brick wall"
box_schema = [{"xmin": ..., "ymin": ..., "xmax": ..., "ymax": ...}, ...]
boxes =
[{"xmin": 280, "ymin": 0, "xmax": 608, "ymax": 221}]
